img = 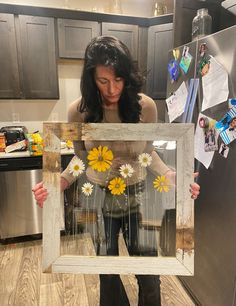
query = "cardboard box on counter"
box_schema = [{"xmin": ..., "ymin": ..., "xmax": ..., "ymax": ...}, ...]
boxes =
[{"xmin": 5, "ymin": 139, "xmax": 27, "ymax": 153}]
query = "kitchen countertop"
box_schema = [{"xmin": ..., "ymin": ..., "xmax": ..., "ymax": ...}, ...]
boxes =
[{"xmin": 0, "ymin": 148, "xmax": 74, "ymax": 159}]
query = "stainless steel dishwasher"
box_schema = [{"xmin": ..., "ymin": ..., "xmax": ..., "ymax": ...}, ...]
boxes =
[{"xmin": 0, "ymin": 156, "xmax": 42, "ymax": 239}]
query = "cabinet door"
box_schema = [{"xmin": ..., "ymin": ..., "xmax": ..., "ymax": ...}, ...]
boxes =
[
  {"xmin": 102, "ymin": 23, "xmax": 139, "ymax": 61},
  {"xmin": 58, "ymin": 19, "xmax": 99, "ymax": 59},
  {"xmin": 0, "ymin": 13, "xmax": 21, "ymax": 98},
  {"xmin": 19, "ymin": 15, "xmax": 59, "ymax": 99},
  {"xmin": 147, "ymin": 23, "xmax": 173, "ymax": 99}
]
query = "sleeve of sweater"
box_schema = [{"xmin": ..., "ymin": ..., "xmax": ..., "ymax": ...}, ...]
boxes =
[{"xmin": 61, "ymin": 98, "xmax": 85, "ymax": 186}]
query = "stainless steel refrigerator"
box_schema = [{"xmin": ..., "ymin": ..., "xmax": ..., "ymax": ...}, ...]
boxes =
[{"xmin": 166, "ymin": 25, "xmax": 236, "ymax": 306}]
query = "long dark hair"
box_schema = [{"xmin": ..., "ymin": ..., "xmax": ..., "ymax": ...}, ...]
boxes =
[{"xmin": 79, "ymin": 36, "xmax": 143, "ymax": 123}]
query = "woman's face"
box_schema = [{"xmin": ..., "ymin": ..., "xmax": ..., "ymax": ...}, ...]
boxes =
[{"xmin": 95, "ymin": 65, "xmax": 125, "ymax": 108}]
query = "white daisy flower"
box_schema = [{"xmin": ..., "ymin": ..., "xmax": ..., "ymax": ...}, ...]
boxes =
[
  {"xmin": 82, "ymin": 182, "xmax": 94, "ymax": 196},
  {"xmin": 69, "ymin": 156, "xmax": 85, "ymax": 177},
  {"xmin": 119, "ymin": 164, "xmax": 134, "ymax": 178},
  {"xmin": 138, "ymin": 153, "xmax": 152, "ymax": 167}
]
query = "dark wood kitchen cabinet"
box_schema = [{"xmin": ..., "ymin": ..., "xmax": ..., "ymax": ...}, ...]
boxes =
[
  {"xmin": 18, "ymin": 15, "xmax": 59, "ymax": 99},
  {"xmin": 0, "ymin": 13, "xmax": 21, "ymax": 98},
  {"xmin": 101, "ymin": 22, "xmax": 139, "ymax": 61},
  {"xmin": 57, "ymin": 19, "xmax": 100, "ymax": 59},
  {"xmin": 0, "ymin": 13, "xmax": 59, "ymax": 99},
  {"xmin": 146, "ymin": 23, "xmax": 173, "ymax": 99}
]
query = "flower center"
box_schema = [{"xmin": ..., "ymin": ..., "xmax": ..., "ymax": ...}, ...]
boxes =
[
  {"xmin": 115, "ymin": 184, "xmax": 120, "ymax": 188},
  {"xmin": 74, "ymin": 165, "xmax": 79, "ymax": 171}
]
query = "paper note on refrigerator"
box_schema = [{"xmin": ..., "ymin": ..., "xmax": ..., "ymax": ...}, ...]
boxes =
[
  {"xmin": 201, "ymin": 56, "xmax": 229, "ymax": 111},
  {"xmin": 166, "ymin": 81, "xmax": 188, "ymax": 122}
]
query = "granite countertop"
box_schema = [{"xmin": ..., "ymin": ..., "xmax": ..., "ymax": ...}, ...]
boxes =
[{"xmin": 0, "ymin": 148, "xmax": 74, "ymax": 159}]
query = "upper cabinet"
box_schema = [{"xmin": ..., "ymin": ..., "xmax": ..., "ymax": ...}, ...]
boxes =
[
  {"xmin": 58, "ymin": 19, "xmax": 100, "ymax": 59},
  {"xmin": 0, "ymin": 3, "xmax": 173, "ymax": 100},
  {"xmin": 146, "ymin": 23, "xmax": 173, "ymax": 99},
  {"xmin": 0, "ymin": 13, "xmax": 59, "ymax": 99},
  {"xmin": 0, "ymin": 14, "xmax": 21, "ymax": 98},
  {"xmin": 57, "ymin": 20, "xmax": 139, "ymax": 62},
  {"xmin": 19, "ymin": 15, "xmax": 59, "ymax": 99},
  {"xmin": 101, "ymin": 22, "xmax": 139, "ymax": 61}
]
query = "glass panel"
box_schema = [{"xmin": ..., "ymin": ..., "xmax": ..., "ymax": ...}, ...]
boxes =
[{"xmin": 61, "ymin": 140, "xmax": 177, "ymax": 258}]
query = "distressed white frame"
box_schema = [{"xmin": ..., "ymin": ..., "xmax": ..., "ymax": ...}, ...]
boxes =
[{"xmin": 43, "ymin": 122, "xmax": 194, "ymax": 275}]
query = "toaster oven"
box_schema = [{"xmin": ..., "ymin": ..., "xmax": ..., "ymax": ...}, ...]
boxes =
[{"xmin": 0, "ymin": 126, "xmax": 28, "ymax": 149}]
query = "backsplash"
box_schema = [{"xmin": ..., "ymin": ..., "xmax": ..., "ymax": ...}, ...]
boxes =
[
  {"xmin": 0, "ymin": 0, "xmax": 174, "ymax": 17},
  {"xmin": 0, "ymin": 61, "xmax": 82, "ymax": 133}
]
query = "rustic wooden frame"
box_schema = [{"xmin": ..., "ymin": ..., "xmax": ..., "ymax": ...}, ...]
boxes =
[{"xmin": 43, "ymin": 122, "xmax": 194, "ymax": 275}]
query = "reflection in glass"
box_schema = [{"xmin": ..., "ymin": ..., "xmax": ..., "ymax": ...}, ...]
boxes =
[{"xmin": 62, "ymin": 140, "xmax": 177, "ymax": 258}]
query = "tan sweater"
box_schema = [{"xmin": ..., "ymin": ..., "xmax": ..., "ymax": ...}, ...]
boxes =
[{"xmin": 61, "ymin": 93, "xmax": 170, "ymax": 186}]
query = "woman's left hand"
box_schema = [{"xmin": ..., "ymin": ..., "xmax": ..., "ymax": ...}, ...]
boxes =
[
  {"xmin": 190, "ymin": 172, "xmax": 200, "ymax": 200},
  {"xmin": 166, "ymin": 170, "xmax": 200, "ymax": 200}
]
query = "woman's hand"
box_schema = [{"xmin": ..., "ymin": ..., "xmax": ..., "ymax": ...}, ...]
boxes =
[
  {"xmin": 190, "ymin": 172, "xmax": 200, "ymax": 200},
  {"xmin": 32, "ymin": 181, "xmax": 48, "ymax": 208},
  {"xmin": 165, "ymin": 170, "xmax": 200, "ymax": 200},
  {"xmin": 32, "ymin": 177, "xmax": 69, "ymax": 208},
  {"xmin": 165, "ymin": 169, "xmax": 176, "ymax": 186}
]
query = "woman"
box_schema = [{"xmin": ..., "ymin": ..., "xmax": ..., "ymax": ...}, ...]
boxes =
[{"xmin": 33, "ymin": 36, "xmax": 200, "ymax": 306}]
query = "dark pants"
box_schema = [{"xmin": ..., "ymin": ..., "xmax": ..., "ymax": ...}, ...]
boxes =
[{"xmin": 100, "ymin": 212, "xmax": 161, "ymax": 306}]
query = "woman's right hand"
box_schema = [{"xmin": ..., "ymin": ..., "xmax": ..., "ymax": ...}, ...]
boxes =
[
  {"xmin": 32, "ymin": 177, "xmax": 70, "ymax": 208},
  {"xmin": 32, "ymin": 181, "xmax": 48, "ymax": 208}
]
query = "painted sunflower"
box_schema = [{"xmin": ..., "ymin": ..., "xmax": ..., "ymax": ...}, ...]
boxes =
[
  {"xmin": 108, "ymin": 177, "xmax": 126, "ymax": 195},
  {"xmin": 153, "ymin": 175, "xmax": 171, "ymax": 193},
  {"xmin": 87, "ymin": 145, "xmax": 113, "ymax": 172}
]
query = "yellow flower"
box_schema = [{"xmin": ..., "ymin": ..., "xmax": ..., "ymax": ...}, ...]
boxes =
[
  {"xmin": 108, "ymin": 177, "xmax": 126, "ymax": 195},
  {"xmin": 153, "ymin": 175, "xmax": 170, "ymax": 193},
  {"xmin": 87, "ymin": 145, "xmax": 113, "ymax": 172},
  {"xmin": 66, "ymin": 140, "xmax": 73, "ymax": 149}
]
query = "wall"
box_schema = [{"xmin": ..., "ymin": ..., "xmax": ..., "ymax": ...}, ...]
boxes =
[
  {"xmin": 0, "ymin": 0, "xmax": 174, "ymax": 16},
  {"xmin": 0, "ymin": 61, "xmax": 82, "ymax": 133},
  {"xmin": 0, "ymin": 0, "xmax": 174, "ymax": 132}
]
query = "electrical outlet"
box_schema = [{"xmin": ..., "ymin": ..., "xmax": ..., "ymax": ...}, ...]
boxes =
[
  {"xmin": 12, "ymin": 113, "xmax": 20, "ymax": 123},
  {"xmin": 51, "ymin": 112, "xmax": 59, "ymax": 122}
]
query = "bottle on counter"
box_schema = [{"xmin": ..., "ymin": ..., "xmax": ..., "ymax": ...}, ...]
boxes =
[
  {"xmin": 109, "ymin": 0, "xmax": 122, "ymax": 14},
  {"xmin": 153, "ymin": 1, "xmax": 167, "ymax": 16},
  {"xmin": 192, "ymin": 8, "xmax": 212, "ymax": 41}
]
